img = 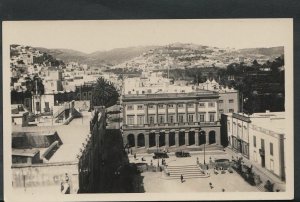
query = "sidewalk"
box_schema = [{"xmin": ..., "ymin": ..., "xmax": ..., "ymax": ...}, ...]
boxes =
[{"xmin": 225, "ymin": 148, "xmax": 286, "ymax": 191}]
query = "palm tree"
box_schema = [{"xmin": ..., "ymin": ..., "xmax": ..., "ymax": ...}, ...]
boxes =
[{"xmin": 92, "ymin": 77, "xmax": 119, "ymax": 108}]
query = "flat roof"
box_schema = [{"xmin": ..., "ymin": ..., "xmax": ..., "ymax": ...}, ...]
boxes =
[{"xmin": 251, "ymin": 116, "xmax": 285, "ymax": 134}]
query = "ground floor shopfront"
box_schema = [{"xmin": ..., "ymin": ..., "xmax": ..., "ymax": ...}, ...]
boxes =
[{"xmin": 122, "ymin": 124, "xmax": 221, "ymax": 150}]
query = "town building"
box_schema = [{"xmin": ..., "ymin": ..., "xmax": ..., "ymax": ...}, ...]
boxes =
[
  {"xmin": 11, "ymin": 107, "xmax": 106, "ymax": 194},
  {"xmin": 122, "ymin": 74, "xmax": 222, "ymax": 152},
  {"xmin": 223, "ymin": 111, "xmax": 286, "ymax": 181},
  {"xmin": 198, "ymin": 78, "xmax": 240, "ymax": 116}
]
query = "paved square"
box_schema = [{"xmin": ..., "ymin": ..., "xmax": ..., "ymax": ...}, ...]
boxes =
[{"xmin": 130, "ymin": 151, "xmax": 261, "ymax": 193}]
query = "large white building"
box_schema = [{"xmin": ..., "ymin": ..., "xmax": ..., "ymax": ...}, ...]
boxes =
[{"xmin": 225, "ymin": 112, "xmax": 286, "ymax": 181}]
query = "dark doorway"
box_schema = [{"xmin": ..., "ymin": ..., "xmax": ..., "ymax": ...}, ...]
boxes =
[
  {"xmin": 209, "ymin": 131, "xmax": 216, "ymax": 144},
  {"xmin": 159, "ymin": 132, "xmax": 165, "ymax": 147},
  {"xmin": 169, "ymin": 132, "xmax": 175, "ymax": 146},
  {"xmin": 179, "ymin": 131, "xmax": 185, "ymax": 146},
  {"xmin": 199, "ymin": 131, "xmax": 206, "ymax": 145},
  {"xmin": 127, "ymin": 134, "xmax": 135, "ymax": 147},
  {"xmin": 137, "ymin": 133, "xmax": 145, "ymax": 147},
  {"xmin": 188, "ymin": 131, "xmax": 195, "ymax": 145},
  {"xmin": 149, "ymin": 133, "xmax": 156, "ymax": 147}
]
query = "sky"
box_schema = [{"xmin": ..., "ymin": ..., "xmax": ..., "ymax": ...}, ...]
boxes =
[{"xmin": 3, "ymin": 19, "xmax": 292, "ymax": 53}]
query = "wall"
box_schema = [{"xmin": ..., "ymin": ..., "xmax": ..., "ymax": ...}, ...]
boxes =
[
  {"xmin": 248, "ymin": 124, "xmax": 284, "ymax": 179},
  {"xmin": 12, "ymin": 162, "xmax": 79, "ymax": 193}
]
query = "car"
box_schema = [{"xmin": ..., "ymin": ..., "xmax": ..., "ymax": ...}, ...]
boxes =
[
  {"xmin": 153, "ymin": 152, "xmax": 169, "ymax": 159},
  {"xmin": 175, "ymin": 151, "xmax": 191, "ymax": 157}
]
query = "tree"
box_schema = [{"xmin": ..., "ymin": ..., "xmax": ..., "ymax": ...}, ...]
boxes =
[{"xmin": 92, "ymin": 77, "xmax": 119, "ymax": 108}]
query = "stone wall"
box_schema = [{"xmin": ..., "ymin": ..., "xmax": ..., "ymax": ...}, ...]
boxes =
[{"xmin": 12, "ymin": 162, "xmax": 79, "ymax": 193}]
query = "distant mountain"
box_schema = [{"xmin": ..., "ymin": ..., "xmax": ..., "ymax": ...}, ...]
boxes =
[
  {"xmin": 237, "ymin": 46, "xmax": 284, "ymax": 57},
  {"xmin": 35, "ymin": 44, "xmax": 284, "ymax": 68},
  {"xmin": 35, "ymin": 46, "xmax": 160, "ymax": 66}
]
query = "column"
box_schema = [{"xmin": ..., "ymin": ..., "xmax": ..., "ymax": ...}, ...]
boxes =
[
  {"xmin": 185, "ymin": 103, "xmax": 188, "ymax": 123},
  {"xmin": 175, "ymin": 130, "xmax": 179, "ymax": 147},
  {"xmin": 195, "ymin": 130, "xmax": 199, "ymax": 146},
  {"xmin": 134, "ymin": 134, "xmax": 138, "ymax": 148},
  {"xmin": 175, "ymin": 103, "xmax": 178, "ymax": 123},
  {"xmin": 206, "ymin": 131, "xmax": 209, "ymax": 145},
  {"xmin": 145, "ymin": 133, "xmax": 149, "ymax": 148},
  {"xmin": 144, "ymin": 104, "xmax": 148, "ymax": 124},
  {"xmin": 185, "ymin": 131, "xmax": 189, "ymax": 146},
  {"xmin": 195, "ymin": 103, "xmax": 199, "ymax": 122},
  {"xmin": 155, "ymin": 104, "xmax": 158, "ymax": 124},
  {"xmin": 165, "ymin": 131, "xmax": 169, "ymax": 147},
  {"xmin": 165, "ymin": 103, "xmax": 168, "ymax": 124},
  {"xmin": 155, "ymin": 131, "xmax": 160, "ymax": 147}
]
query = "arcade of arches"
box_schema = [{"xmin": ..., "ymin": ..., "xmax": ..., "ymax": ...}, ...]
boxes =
[{"xmin": 123, "ymin": 129, "xmax": 219, "ymax": 149}]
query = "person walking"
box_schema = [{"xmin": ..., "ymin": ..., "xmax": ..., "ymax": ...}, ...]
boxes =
[{"xmin": 180, "ymin": 174, "xmax": 184, "ymax": 183}]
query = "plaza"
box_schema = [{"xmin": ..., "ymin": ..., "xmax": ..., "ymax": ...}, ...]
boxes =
[{"xmin": 129, "ymin": 150, "xmax": 261, "ymax": 192}]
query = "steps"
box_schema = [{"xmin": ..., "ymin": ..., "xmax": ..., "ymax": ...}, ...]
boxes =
[
  {"xmin": 164, "ymin": 164, "xmax": 208, "ymax": 179},
  {"xmin": 256, "ymin": 183, "xmax": 266, "ymax": 192}
]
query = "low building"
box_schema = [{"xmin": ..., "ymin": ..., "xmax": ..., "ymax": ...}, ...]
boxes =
[{"xmin": 11, "ymin": 104, "xmax": 29, "ymax": 127}]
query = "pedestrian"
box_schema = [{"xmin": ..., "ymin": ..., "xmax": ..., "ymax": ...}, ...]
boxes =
[
  {"xmin": 180, "ymin": 174, "xmax": 184, "ymax": 183},
  {"xmin": 222, "ymin": 188, "xmax": 225, "ymax": 192},
  {"xmin": 134, "ymin": 153, "xmax": 136, "ymax": 159}
]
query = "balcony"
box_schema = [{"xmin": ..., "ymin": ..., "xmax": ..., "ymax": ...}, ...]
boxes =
[{"xmin": 259, "ymin": 148, "xmax": 265, "ymax": 156}]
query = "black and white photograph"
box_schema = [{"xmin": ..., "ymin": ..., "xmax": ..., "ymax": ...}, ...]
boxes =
[{"xmin": 2, "ymin": 19, "xmax": 293, "ymax": 201}]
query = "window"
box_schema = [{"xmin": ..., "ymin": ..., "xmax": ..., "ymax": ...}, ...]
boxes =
[
  {"xmin": 148, "ymin": 104, "xmax": 154, "ymax": 109},
  {"xmin": 147, "ymin": 89, "xmax": 152, "ymax": 93},
  {"xmin": 168, "ymin": 115, "xmax": 174, "ymax": 123},
  {"xmin": 209, "ymin": 113, "xmax": 215, "ymax": 122},
  {"xmin": 178, "ymin": 104, "xmax": 184, "ymax": 108},
  {"xmin": 158, "ymin": 115, "xmax": 165, "ymax": 124},
  {"xmin": 137, "ymin": 116, "xmax": 144, "ymax": 125},
  {"xmin": 178, "ymin": 114, "xmax": 184, "ymax": 123},
  {"xmin": 158, "ymin": 104, "xmax": 164, "ymax": 109},
  {"xmin": 253, "ymin": 136, "xmax": 256, "ymax": 147},
  {"xmin": 188, "ymin": 114, "xmax": 194, "ymax": 122},
  {"xmin": 208, "ymin": 102, "xmax": 215, "ymax": 107},
  {"xmin": 168, "ymin": 104, "xmax": 174, "ymax": 108},
  {"xmin": 261, "ymin": 139, "xmax": 265, "ymax": 149},
  {"xmin": 127, "ymin": 105, "xmax": 133, "ymax": 110},
  {"xmin": 199, "ymin": 103, "xmax": 205, "ymax": 108},
  {"xmin": 270, "ymin": 143, "xmax": 273, "ymax": 156},
  {"xmin": 229, "ymin": 109, "xmax": 234, "ymax": 113},
  {"xmin": 149, "ymin": 115, "xmax": 155, "ymax": 124},
  {"xmin": 199, "ymin": 113, "xmax": 205, "ymax": 122},
  {"xmin": 229, "ymin": 99, "xmax": 234, "ymax": 103},
  {"xmin": 219, "ymin": 100, "xmax": 224, "ymax": 103},
  {"xmin": 187, "ymin": 103, "xmax": 194, "ymax": 108},
  {"xmin": 127, "ymin": 116, "xmax": 134, "ymax": 125},
  {"xmin": 137, "ymin": 105, "xmax": 143, "ymax": 110}
]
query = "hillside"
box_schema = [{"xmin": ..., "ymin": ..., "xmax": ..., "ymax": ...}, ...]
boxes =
[{"xmin": 35, "ymin": 46, "xmax": 159, "ymax": 66}]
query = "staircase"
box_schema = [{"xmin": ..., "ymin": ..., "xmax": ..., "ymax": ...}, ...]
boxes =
[{"xmin": 164, "ymin": 164, "xmax": 208, "ymax": 180}]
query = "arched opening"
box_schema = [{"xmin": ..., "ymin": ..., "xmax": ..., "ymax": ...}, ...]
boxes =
[
  {"xmin": 127, "ymin": 134, "xmax": 135, "ymax": 147},
  {"xmin": 159, "ymin": 132, "xmax": 165, "ymax": 147},
  {"xmin": 169, "ymin": 132, "xmax": 175, "ymax": 146},
  {"xmin": 188, "ymin": 131, "xmax": 195, "ymax": 145},
  {"xmin": 199, "ymin": 131, "xmax": 206, "ymax": 145},
  {"xmin": 209, "ymin": 130, "xmax": 216, "ymax": 144},
  {"xmin": 179, "ymin": 131, "xmax": 185, "ymax": 146},
  {"xmin": 149, "ymin": 132, "xmax": 156, "ymax": 147},
  {"xmin": 137, "ymin": 133, "xmax": 145, "ymax": 147}
]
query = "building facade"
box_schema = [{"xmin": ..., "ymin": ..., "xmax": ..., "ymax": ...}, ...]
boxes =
[
  {"xmin": 224, "ymin": 112, "xmax": 285, "ymax": 181},
  {"xmin": 122, "ymin": 91, "xmax": 221, "ymax": 151}
]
